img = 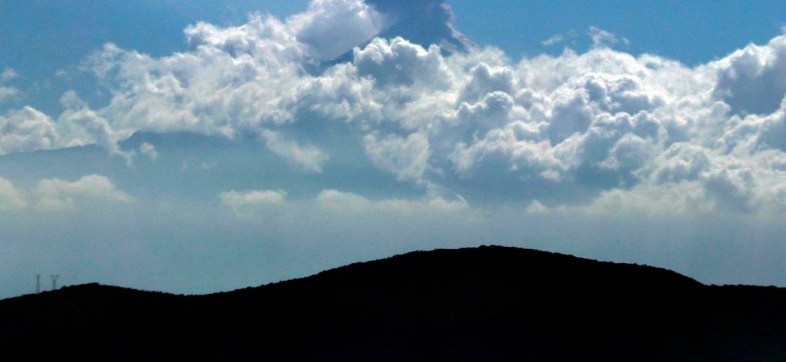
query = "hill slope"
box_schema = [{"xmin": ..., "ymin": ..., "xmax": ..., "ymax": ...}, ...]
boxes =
[{"xmin": 2, "ymin": 246, "xmax": 786, "ymax": 361}]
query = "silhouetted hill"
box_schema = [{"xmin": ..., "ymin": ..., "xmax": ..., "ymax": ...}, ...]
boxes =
[{"xmin": 2, "ymin": 246, "xmax": 786, "ymax": 361}]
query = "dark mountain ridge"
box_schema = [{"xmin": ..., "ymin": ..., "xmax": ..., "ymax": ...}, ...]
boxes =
[{"xmin": 2, "ymin": 246, "xmax": 786, "ymax": 361}]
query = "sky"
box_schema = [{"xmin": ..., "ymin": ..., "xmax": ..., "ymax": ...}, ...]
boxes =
[{"xmin": 1, "ymin": 0, "xmax": 786, "ymax": 298}]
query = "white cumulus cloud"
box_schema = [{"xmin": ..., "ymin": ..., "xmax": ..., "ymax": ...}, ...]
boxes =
[
  {"xmin": 0, "ymin": 175, "xmax": 133, "ymax": 212},
  {"xmin": 259, "ymin": 129, "xmax": 328, "ymax": 173},
  {"xmin": 220, "ymin": 189, "xmax": 287, "ymax": 218},
  {"xmin": 289, "ymin": 0, "xmax": 383, "ymax": 60},
  {"xmin": 0, "ymin": 1, "xmax": 786, "ymax": 219},
  {"xmin": 33, "ymin": 175, "xmax": 134, "ymax": 211},
  {"xmin": 0, "ymin": 106, "xmax": 59, "ymax": 154}
]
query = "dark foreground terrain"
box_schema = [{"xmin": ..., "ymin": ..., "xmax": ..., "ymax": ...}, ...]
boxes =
[{"xmin": 2, "ymin": 246, "xmax": 786, "ymax": 361}]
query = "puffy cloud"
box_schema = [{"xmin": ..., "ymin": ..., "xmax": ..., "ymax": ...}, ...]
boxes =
[
  {"xmin": 458, "ymin": 63, "xmax": 514, "ymax": 103},
  {"xmin": 184, "ymin": 15, "xmax": 307, "ymax": 65},
  {"xmin": 220, "ymin": 189, "xmax": 287, "ymax": 218},
  {"xmin": 57, "ymin": 91, "xmax": 132, "ymax": 159},
  {"xmin": 33, "ymin": 175, "xmax": 134, "ymax": 211},
  {"xmin": 0, "ymin": 92, "xmax": 135, "ymax": 159},
  {"xmin": 0, "ymin": 106, "xmax": 59, "ymax": 154},
  {"xmin": 354, "ymin": 37, "xmax": 451, "ymax": 88},
  {"xmin": 0, "ymin": 178, "xmax": 27, "ymax": 211},
  {"xmin": 711, "ymin": 35, "xmax": 786, "ymax": 115},
  {"xmin": 648, "ymin": 143, "xmax": 711, "ymax": 184},
  {"xmin": 363, "ymin": 132, "xmax": 430, "ymax": 183},
  {"xmin": 0, "ymin": 175, "xmax": 133, "ymax": 212},
  {"xmin": 259, "ymin": 129, "xmax": 328, "ymax": 173},
  {"xmin": 314, "ymin": 189, "xmax": 371, "ymax": 212},
  {"xmin": 75, "ymin": 26, "xmax": 786, "ymax": 215},
  {"xmin": 2, "ymin": 1, "xmax": 786, "ymax": 219},
  {"xmin": 289, "ymin": 0, "xmax": 382, "ymax": 60},
  {"xmin": 451, "ymin": 122, "xmax": 556, "ymax": 177},
  {"xmin": 139, "ymin": 142, "xmax": 158, "ymax": 161}
]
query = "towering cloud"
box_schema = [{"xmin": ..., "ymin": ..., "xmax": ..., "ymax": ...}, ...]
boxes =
[{"xmin": 1, "ymin": 1, "xmax": 786, "ymax": 219}]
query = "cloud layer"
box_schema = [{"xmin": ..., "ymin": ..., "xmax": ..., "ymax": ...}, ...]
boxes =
[{"xmin": 2, "ymin": 1, "xmax": 786, "ymax": 221}]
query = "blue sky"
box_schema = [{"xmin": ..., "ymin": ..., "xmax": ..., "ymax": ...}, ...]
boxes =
[
  {"xmin": 2, "ymin": 0, "xmax": 786, "ymax": 298},
  {"xmin": 453, "ymin": 1, "xmax": 786, "ymax": 60}
]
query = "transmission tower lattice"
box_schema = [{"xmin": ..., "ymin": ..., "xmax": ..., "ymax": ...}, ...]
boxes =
[{"xmin": 50, "ymin": 275, "xmax": 59, "ymax": 291}]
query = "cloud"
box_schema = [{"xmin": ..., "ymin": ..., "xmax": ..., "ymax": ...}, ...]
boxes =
[
  {"xmin": 33, "ymin": 175, "xmax": 134, "ymax": 211},
  {"xmin": 541, "ymin": 34, "xmax": 565, "ymax": 47},
  {"xmin": 363, "ymin": 132, "xmax": 430, "ymax": 183},
  {"xmin": 139, "ymin": 142, "xmax": 158, "ymax": 161},
  {"xmin": 0, "ymin": 178, "xmax": 28, "ymax": 211},
  {"xmin": 289, "ymin": 0, "xmax": 383, "ymax": 60},
  {"xmin": 1, "ymin": 1, "xmax": 786, "ymax": 219},
  {"xmin": 588, "ymin": 26, "xmax": 629, "ymax": 48},
  {"xmin": 315, "ymin": 189, "xmax": 469, "ymax": 215},
  {"xmin": 220, "ymin": 189, "xmax": 287, "ymax": 217},
  {"xmin": 0, "ymin": 92, "xmax": 132, "ymax": 157},
  {"xmin": 1, "ymin": 68, "xmax": 17, "ymax": 82},
  {"xmin": 571, "ymin": 181, "xmax": 713, "ymax": 217},
  {"xmin": 259, "ymin": 129, "xmax": 328, "ymax": 173},
  {"xmin": 365, "ymin": 0, "xmax": 474, "ymax": 53},
  {"xmin": 0, "ymin": 106, "xmax": 59, "ymax": 154},
  {"xmin": 220, "ymin": 188, "xmax": 468, "ymax": 218},
  {"xmin": 711, "ymin": 35, "xmax": 786, "ymax": 115},
  {"xmin": 0, "ymin": 68, "xmax": 19, "ymax": 104},
  {"xmin": 0, "ymin": 175, "xmax": 133, "ymax": 212},
  {"xmin": 0, "ymin": 87, "xmax": 19, "ymax": 104},
  {"xmin": 58, "ymin": 91, "xmax": 133, "ymax": 160},
  {"xmin": 353, "ymin": 37, "xmax": 451, "ymax": 88}
]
